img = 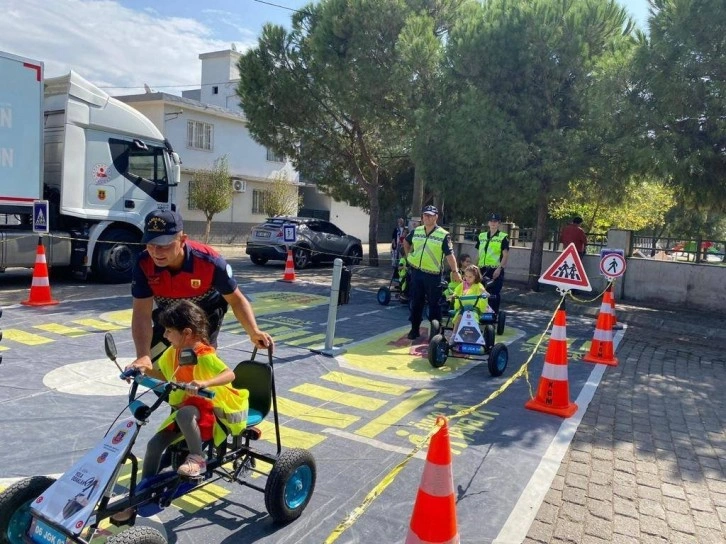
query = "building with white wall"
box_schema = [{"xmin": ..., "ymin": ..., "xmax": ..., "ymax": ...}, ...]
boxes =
[{"xmin": 117, "ymin": 49, "xmax": 369, "ymax": 242}]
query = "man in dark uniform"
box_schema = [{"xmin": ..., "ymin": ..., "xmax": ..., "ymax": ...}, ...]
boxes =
[
  {"xmin": 403, "ymin": 205, "xmax": 462, "ymax": 340},
  {"xmin": 130, "ymin": 209, "xmax": 273, "ymax": 370},
  {"xmin": 475, "ymin": 213, "xmax": 509, "ymax": 314}
]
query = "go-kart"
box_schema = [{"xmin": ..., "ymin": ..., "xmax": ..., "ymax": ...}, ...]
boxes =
[
  {"xmin": 377, "ymin": 266, "xmax": 409, "ymax": 305},
  {"xmin": 0, "ymin": 333, "xmax": 316, "ymax": 544},
  {"xmin": 428, "ymin": 293, "xmax": 509, "ymax": 376}
]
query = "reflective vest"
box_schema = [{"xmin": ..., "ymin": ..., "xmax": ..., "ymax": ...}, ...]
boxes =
[
  {"xmin": 158, "ymin": 344, "xmax": 248, "ymax": 446},
  {"xmin": 477, "ymin": 231, "xmax": 508, "ymax": 268},
  {"xmin": 407, "ymin": 225, "xmax": 448, "ymax": 274},
  {"xmin": 453, "ymin": 282, "xmax": 489, "ymax": 315}
]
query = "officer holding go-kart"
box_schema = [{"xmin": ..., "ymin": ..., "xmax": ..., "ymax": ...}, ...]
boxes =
[{"xmin": 403, "ymin": 205, "xmax": 461, "ymax": 340}]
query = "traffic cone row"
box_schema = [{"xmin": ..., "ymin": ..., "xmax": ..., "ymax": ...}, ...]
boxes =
[
  {"xmin": 582, "ymin": 289, "xmax": 619, "ymax": 367},
  {"xmin": 525, "ymin": 306, "xmax": 578, "ymax": 418},
  {"xmin": 280, "ymin": 249, "xmax": 296, "ymax": 282},
  {"xmin": 406, "ymin": 416, "xmax": 459, "ymax": 544},
  {"xmin": 22, "ymin": 238, "xmax": 59, "ymax": 307}
]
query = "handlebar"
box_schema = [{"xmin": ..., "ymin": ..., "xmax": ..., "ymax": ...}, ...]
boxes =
[{"xmin": 120, "ymin": 369, "xmax": 216, "ymax": 399}]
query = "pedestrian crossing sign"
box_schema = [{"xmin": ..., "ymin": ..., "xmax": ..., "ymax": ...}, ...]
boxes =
[
  {"xmin": 32, "ymin": 200, "xmax": 49, "ymax": 234},
  {"xmin": 539, "ymin": 243, "xmax": 591, "ymax": 291}
]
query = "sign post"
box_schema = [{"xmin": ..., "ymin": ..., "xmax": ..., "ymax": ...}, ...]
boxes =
[{"xmin": 32, "ymin": 200, "xmax": 49, "ymax": 235}]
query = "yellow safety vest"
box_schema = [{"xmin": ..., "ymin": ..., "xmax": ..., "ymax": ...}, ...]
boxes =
[
  {"xmin": 158, "ymin": 345, "xmax": 249, "ymax": 445},
  {"xmin": 477, "ymin": 231, "xmax": 507, "ymax": 268},
  {"xmin": 453, "ymin": 282, "xmax": 489, "ymax": 315},
  {"xmin": 407, "ymin": 225, "xmax": 448, "ymax": 274}
]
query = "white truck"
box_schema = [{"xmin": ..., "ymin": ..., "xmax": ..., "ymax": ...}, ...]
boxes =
[{"xmin": 0, "ymin": 50, "xmax": 180, "ymax": 282}]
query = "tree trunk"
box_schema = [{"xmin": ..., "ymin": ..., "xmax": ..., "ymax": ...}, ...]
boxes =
[
  {"xmin": 204, "ymin": 218, "xmax": 212, "ymax": 244},
  {"xmin": 527, "ymin": 182, "xmax": 550, "ymax": 291},
  {"xmin": 410, "ymin": 165, "xmax": 425, "ymax": 226},
  {"xmin": 368, "ymin": 175, "xmax": 380, "ymax": 266}
]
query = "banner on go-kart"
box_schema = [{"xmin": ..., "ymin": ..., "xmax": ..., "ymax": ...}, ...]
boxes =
[
  {"xmin": 31, "ymin": 417, "xmax": 136, "ymax": 534},
  {"xmin": 453, "ymin": 310, "xmax": 486, "ymax": 346}
]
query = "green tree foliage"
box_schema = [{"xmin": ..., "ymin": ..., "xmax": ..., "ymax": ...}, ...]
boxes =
[
  {"xmin": 263, "ymin": 171, "xmax": 303, "ymax": 217},
  {"xmin": 632, "ymin": 0, "xmax": 726, "ymax": 211},
  {"xmin": 188, "ymin": 156, "xmax": 233, "ymax": 243},
  {"xmin": 420, "ymin": 0, "xmax": 636, "ymax": 288}
]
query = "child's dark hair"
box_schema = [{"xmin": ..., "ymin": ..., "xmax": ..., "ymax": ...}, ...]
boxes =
[
  {"xmin": 464, "ymin": 264, "xmax": 483, "ymax": 284},
  {"xmin": 157, "ymin": 300, "xmax": 210, "ymax": 344},
  {"xmin": 458, "ymin": 253, "xmax": 471, "ymax": 269}
]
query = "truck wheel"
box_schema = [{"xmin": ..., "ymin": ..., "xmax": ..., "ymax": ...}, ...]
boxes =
[
  {"xmin": 265, "ymin": 448, "xmax": 316, "ymax": 523},
  {"xmin": 94, "ymin": 228, "xmax": 140, "ymax": 283},
  {"xmin": 487, "ymin": 343, "xmax": 509, "ymax": 377},
  {"xmin": 106, "ymin": 526, "xmax": 167, "ymax": 544},
  {"xmin": 0, "ymin": 476, "xmax": 56, "ymax": 544}
]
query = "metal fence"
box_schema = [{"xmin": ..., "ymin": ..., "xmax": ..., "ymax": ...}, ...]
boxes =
[
  {"xmin": 630, "ymin": 235, "xmax": 726, "ymax": 264},
  {"xmin": 452, "ymin": 224, "xmax": 607, "ymax": 254}
]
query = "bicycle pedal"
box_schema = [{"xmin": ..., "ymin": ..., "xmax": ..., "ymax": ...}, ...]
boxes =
[{"xmin": 246, "ymin": 426, "xmax": 262, "ymax": 441}]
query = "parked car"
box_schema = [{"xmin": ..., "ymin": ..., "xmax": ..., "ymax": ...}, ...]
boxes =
[{"xmin": 246, "ymin": 216, "xmax": 363, "ymax": 269}]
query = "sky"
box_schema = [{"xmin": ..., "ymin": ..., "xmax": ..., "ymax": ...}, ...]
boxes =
[{"xmin": 0, "ymin": 0, "xmax": 652, "ymax": 97}]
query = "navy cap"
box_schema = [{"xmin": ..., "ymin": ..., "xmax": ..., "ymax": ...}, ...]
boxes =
[
  {"xmin": 142, "ymin": 209, "xmax": 184, "ymax": 245},
  {"xmin": 422, "ymin": 205, "xmax": 439, "ymax": 216},
  {"xmin": 488, "ymin": 213, "xmax": 501, "ymax": 222}
]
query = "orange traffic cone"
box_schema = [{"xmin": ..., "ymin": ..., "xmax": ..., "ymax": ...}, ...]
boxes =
[
  {"xmin": 22, "ymin": 238, "xmax": 59, "ymax": 307},
  {"xmin": 525, "ymin": 305, "xmax": 577, "ymax": 418},
  {"xmin": 280, "ymin": 248, "xmax": 296, "ymax": 282},
  {"xmin": 582, "ymin": 291, "xmax": 618, "ymax": 367},
  {"xmin": 406, "ymin": 416, "xmax": 459, "ymax": 544}
]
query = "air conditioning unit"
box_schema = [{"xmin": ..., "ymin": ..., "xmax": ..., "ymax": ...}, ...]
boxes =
[{"xmin": 232, "ymin": 179, "xmax": 246, "ymax": 193}]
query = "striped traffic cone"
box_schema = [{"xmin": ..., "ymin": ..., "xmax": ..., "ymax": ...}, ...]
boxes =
[
  {"xmin": 582, "ymin": 291, "xmax": 619, "ymax": 366},
  {"xmin": 525, "ymin": 304, "xmax": 577, "ymax": 418},
  {"xmin": 22, "ymin": 238, "xmax": 59, "ymax": 307},
  {"xmin": 406, "ymin": 416, "xmax": 459, "ymax": 544},
  {"xmin": 280, "ymin": 249, "xmax": 296, "ymax": 282}
]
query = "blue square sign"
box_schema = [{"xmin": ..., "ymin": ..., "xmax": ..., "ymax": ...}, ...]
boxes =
[
  {"xmin": 283, "ymin": 224, "xmax": 297, "ymax": 243},
  {"xmin": 33, "ymin": 200, "xmax": 49, "ymax": 234}
]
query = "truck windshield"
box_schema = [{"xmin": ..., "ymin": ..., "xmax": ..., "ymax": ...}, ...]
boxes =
[{"xmin": 110, "ymin": 138, "xmax": 171, "ymax": 202}]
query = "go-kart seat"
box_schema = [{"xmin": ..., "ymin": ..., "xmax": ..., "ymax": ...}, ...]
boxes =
[{"xmin": 232, "ymin": 359, "xmax": 273, "ymax": 426}]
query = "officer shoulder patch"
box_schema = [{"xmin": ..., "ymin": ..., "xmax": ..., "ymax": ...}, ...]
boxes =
[{"xmin": 226, "ymin": 264, "xmax": 233, "ymax": 278}]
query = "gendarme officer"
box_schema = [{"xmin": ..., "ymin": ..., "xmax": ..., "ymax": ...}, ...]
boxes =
[
  {"xmin": 403, "ymin": 205, "xmax": 461, "ymax": 340},
  {"xmin": 475, "ymin": 212, "xmax": 509, "ymax": 313}
]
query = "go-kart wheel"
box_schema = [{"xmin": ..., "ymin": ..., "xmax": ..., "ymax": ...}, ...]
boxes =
[
  {"xmin": 496, "ymin": 310, "xmax": 506, "ymax": 336},
  {"xmin": 377, "ymin": 287, "xmax": 391, "ymax": 306},
  {"xmin": 488, "ymin": 343, "xmax": 509, "ymax": 377},
  {"xmin": 265, "ymin": 448, "xmax": 316, "ymax": 523},
  {"xmin": 428, "ymin": 334, "xmax": 449, "ymax": 368},
  {"xmin": 0, "ymin": 476, "xmax": 56, "ymax": 544},
  {"xmin": 429, "ymin": 320, "xmax": 441, "ymax": 341},
  {"xmin": 483, "ymin": 325, "xmax": 495, "ymax": 349},
  {"xmin": 107, "ymin": 526, "xmax": 168, "ymax": 544}
]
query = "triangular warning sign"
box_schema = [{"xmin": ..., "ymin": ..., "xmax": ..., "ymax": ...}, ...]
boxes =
[{"xmin": 539, "ymin": 243, "xmax": 591, "ymax": 291}]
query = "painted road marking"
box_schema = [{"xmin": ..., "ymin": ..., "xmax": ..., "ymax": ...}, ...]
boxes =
[
  {"xmin": 355, "ymin": 390, "xmax": 438, "ymax": 439},
  {"xmin": 258, "ymin": 420, "xmax": 325, "ymax": 450},
  {"xmin": 174, "ymin": 482, "xmax": 230, "ymax": 513},
  {"xmin": 277, "ymin": 397, "xmax": 360, "ymax": 428},
  {"xmin": 286, "ymin": 333, "xmax": 327, "ymax": 346},
  {"xmin": 247, "ymin": 292, "xmax": 329, "ymax": 315},
  {"xmin": 320, "ymin": 371, "xmax": 409, "ymax": 396},
  {"xmin": 72, "ymin": 318, "xmax": 126, "ymax": 331},
  {"xmin": 2, "ymin": 329, "xmax": 54, "ymax": 346},
  {"xmin": 272, "ymin": 329, "xmax": 315, "ymax": 341},
  {"xmin": 291, "ymin": 384, "xmax": 387, "ymax": 411},
  {"xmin": 34, "ymin": 323, "xmax": 90, "ymax": 337}
]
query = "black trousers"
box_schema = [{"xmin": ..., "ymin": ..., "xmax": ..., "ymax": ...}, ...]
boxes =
[
  {"xmin": 482, "ymin": 267, "xmax": 504, "ymax": 313},
  {"xmin": 409, "ymin": 268, "xmax": 444, "ymax": 330}
]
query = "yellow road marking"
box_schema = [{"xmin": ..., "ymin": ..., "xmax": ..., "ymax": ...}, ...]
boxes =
[
  {"xmin": 286, "ymin": 333, "xmax": 327, "ymax": 346},
  {"xmin": 258, "ymin": 420, "xmax": 325, "ymax": 450},
  {"xmin": 34, "ymin": 323, "xmax": 89, "ymax": 337},
  {"xmin": 173, "ymin": 482, "xmax": 230, "ymax": 513},
  {"xmin": 72, "ymin": 318, "xmax": 126, "ymax": 331},
  {"xmin": 355, "ymin": 390, "xmax": 437, "ymax": 439},
  {"xmin": 271, "ymin": 329, "xmax": 314, "ymax": 341},
  {"xmin": 99, "ymin": 309, "xmax": 132, "ymax": 327},
  {"xmin": 277, "ymin": 397, "xmax": 360, "ymax": 428},
  {"xmin": 2, "ymin": 329, "xmax": 53, "ymax": 345},
  {"xmin": 0, "ymin": 345, "xmax": 8, "ymax": 351},
  {"xmin": 290, "ymin": 384, "xmax": 386, "ymax": 411},
  {"xmin": 321, "ymin": 371, "xmax": 409, "ymax": 396}
]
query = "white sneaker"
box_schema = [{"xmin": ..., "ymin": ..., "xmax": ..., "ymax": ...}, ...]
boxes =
[{"xmin": 177, "ymin": 454, "xmax": 206, "ymax": 477}]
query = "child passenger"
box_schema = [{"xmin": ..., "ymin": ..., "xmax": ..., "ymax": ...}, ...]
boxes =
[
  {"xmin": 127, "ymin": 300, "xmax": 248, "ymax": 479},
  {"xmin": 451, "ymin": 264, "xmax": 489, "ymax": 331}
]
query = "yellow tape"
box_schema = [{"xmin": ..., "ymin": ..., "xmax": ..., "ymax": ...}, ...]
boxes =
[{"xmin": 323, "ymin": 297, "xmax": 565, "ymax": 543}]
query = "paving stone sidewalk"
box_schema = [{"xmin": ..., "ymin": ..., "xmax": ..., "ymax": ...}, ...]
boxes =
[{"xmin": 524, "ymin": 327, "xmax": 726, "ymax": 544}]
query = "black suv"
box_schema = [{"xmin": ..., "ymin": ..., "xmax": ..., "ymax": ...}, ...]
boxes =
[{"xmin": 245, "ymin": 216, "xmax": 363, "ymax": 269}]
